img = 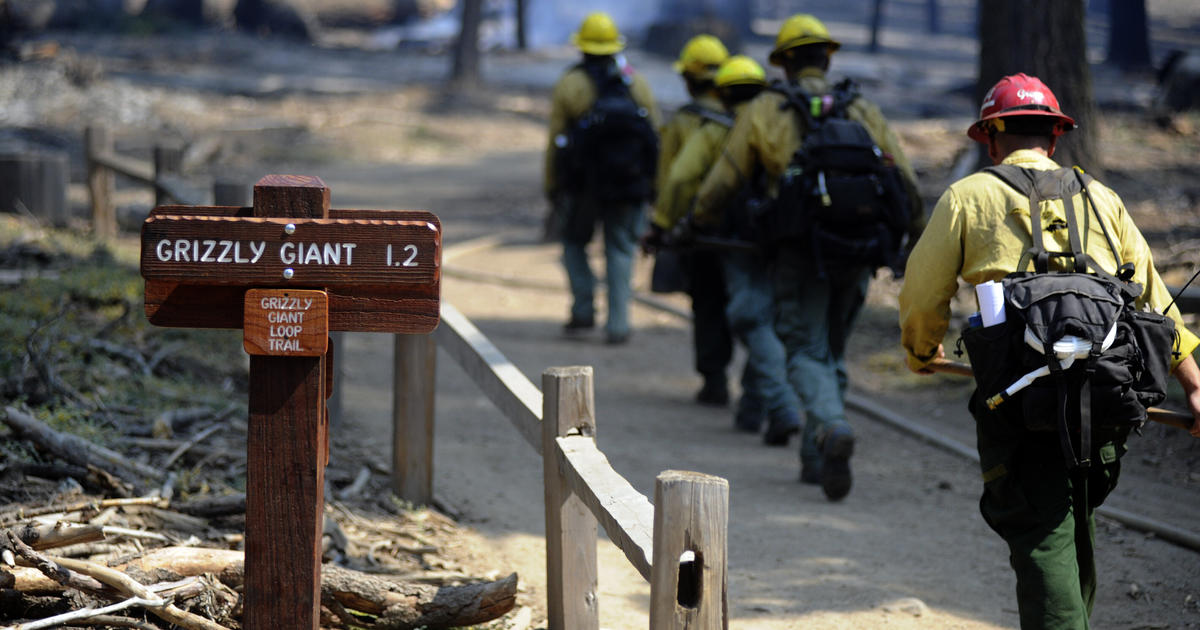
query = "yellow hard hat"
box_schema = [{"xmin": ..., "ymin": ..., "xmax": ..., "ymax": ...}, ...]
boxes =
[
  {"xmin": 570, "ymin": 12, "xmax": 625, "ymax": 56},
  {"xmin": 769, "ymin": 14, "xmax": 840, "ymax": 66},
  {"xmin": 672, "ymin": 34, "xmax": 729, "ymax": 79},
  {"xmin": 715, "ymin": 55, "xmax": 766, "ymax": 88}
]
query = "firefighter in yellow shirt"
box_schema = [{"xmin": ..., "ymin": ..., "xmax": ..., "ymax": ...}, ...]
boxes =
[
  {"xmin": 544, "ymin": 12, "xmax": 660, "ymax": 344},
  {"xmin": 694, "ymin": 14, "xmax": 922, "ymax": 500},
  {"xmin": 642, "ymin": 34, "xmax": 733, "ymax": 405},
  {"xmin": 656, "ymin": 55, "xmax": 802, "ymax": 440},
  {"xmin": 898, "ymin": 73, "xmax": 1200, "ymax": 628}
]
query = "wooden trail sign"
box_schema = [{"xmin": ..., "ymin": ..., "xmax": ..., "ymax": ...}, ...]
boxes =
[{"xmin": 140, "ymin": 174, "xmax": 441, "ymax": 630}]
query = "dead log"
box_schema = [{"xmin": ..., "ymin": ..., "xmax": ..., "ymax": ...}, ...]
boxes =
[
  {"xmin": 1, "ymin": 496, "xmax": 163, "ymax": 526},
  {"xmin": 10, "ymin": 566, "xmax": 62, "ymax": 593},
  {"xmin": 118, "ymin": 546, "xmax": 517, "ymax": 628},
  {"xmin": 173, "ymin": 493, "xmax": 245, "ymax": 517},
  {"xmin": 15, "ymin": 522, "xmax": 105, "ymax": 550},
  {"xmin": 10, "ymin": 536, "xmax": 231, "ymax": 630},
  {"xmin": 6, "ymin": 531, "xmax": 116, "ymax": 600},
  {"xmin": 2, "ymin": 406, "xmax": 162, "ymax": 485},
  {"xmin": 9, "ymin": 544, "xmax": 517, "ymax": 628}
]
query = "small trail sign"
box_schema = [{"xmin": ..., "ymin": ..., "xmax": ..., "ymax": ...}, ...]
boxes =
[
  {"xmin": 243, "ymin": 288, "xmax": 329, "ymax": 357},
  {"xmin": 140, "ymin": 174, "xmax": 440, "ymax": 630}
]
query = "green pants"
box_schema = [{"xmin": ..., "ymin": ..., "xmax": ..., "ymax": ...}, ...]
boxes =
[{"xmin": 971, "ymin": 396, "xmax": 1125, "ymax": 630}]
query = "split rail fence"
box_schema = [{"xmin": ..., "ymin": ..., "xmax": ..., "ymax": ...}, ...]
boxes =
[
  {"xmin": 83, "ymin": 126, "xmax": 248, "ymax": 238},
  {"xmin": 392, "ymin": 302, "xmax": 729, "ymax": 629}
]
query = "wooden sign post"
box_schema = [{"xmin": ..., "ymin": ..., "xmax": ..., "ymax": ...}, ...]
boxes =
[{"xmin": 140, "ymin": 174, "xmax": 441, "ymax": 629}]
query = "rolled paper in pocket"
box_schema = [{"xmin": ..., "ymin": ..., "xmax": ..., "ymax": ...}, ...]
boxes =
[{"xmin": 976, "ymin": 280, "xmax": 1006, "ymax": 327}]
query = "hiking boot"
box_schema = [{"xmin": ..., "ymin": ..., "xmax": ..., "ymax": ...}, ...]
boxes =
[
  {"xmin": 820, "ymin": 426, "xmax": 855, "ymax": 501},
  {"xmin": 733, "ymin": 396, "xmax": 764, "ymax": 432},
  {"xmin": 605, "ymin": 330, "xmax": 630, "ymax": 345},
  {"xmin": 799, "ymin": 465, "xmax": 821, "ymax": 485},
  {"xmin": 562, "ymin": 316, "xmax": 595, "ymax": 337},
  {"xmin": 763, "ymin": 410, "xmax": 801, "ymax": 447},
  {"xmin": 695, "ymin": 378, "xmax": 729, "ymax": 407}
]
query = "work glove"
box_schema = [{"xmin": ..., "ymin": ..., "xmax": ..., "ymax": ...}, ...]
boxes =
[
  {"xmin": 666, "ymin": 214, "xmax": 696, "ymax": 248},
  {"xmin": 639, "ymin": 224, "xmax": 666, "ymax": 255}
]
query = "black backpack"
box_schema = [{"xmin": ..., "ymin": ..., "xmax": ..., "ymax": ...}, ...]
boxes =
[
  {"xmin": 765, "ymin": 79, "xmax": 909, "ymax": 269},
  {"xmin": 557, "ymin": 59, "xmax": 659, "ymax": 204},
  {"xmin": 958, "ymin": 165, "xmax": 1176, "ymax": 469}
]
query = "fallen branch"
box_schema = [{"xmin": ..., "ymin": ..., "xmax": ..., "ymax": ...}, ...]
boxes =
[
  {"xmin": 60, "ymin": 614, "xmax": 160, "ymax": 629},
  {"xmin": 163, "ymin": 424, "xmax": 224, "ymax": 469},
  {"xmin": 1, "ymin": 406, "xmax": 163, "ymax": 485},
  {"xmin": 80, "ymin": 337, "xmax": 150, "ymax": 376},
  {"xmin": 14, "ymin": 522, "xmax": 104, "ymax": 550},
  {"xmin": 114, "ymin": 546, "xmax": 517, "ymax": 628},
  {"xmin": 0, "ymin": 496, "xmax": 163, "ymax": 526},
  {"xmin": 7, "ymin": 531, "xmax": 115, "ymax": 600},
  {"xmin": 1, "ymin": 595, "xmax": 165, "ymax": 630},
  {"xmin": 173, "ymin": 493, "xmax": 245, "ymax": 518},
  {"xmin": 33, "ymin": 555, "xmax": 230, "ymax": 630}
]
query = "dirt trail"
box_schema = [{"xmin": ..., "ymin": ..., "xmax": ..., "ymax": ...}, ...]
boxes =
[
  {"xmin": 5, "ymin": 16, "xmax": 1198, "ymax": 627},
  {"xmin": 329, "ymin": 175, "xmax": 1200, "ymax": 628}
]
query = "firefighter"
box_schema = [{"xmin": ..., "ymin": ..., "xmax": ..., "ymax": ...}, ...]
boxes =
[
  {"xmin": 653, "ymin": 55, "xmax": 802, "ymax": 438},
  {"xmin": 643, "ymin": 34, "xmax": 734, "ymax": 405},
  {"xmin": 693, "ymin": 14, "xmax": 922, "ymax": 500},
  {"xmin": 898, "ymin": 73, "xmax": 1200, "ymax": 628},
  {"xmin": 544, "ymin": 12, "xmax": 660, "ymax": 344}
]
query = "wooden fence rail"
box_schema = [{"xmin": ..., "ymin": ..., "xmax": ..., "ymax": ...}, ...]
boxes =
[
  {"xmin": 83, "ymin": 126, "xmax": 241, "ymax": 238},
  {"xmin": 396, "ymin": 302, "xmax": 728, "ymax": 629}
]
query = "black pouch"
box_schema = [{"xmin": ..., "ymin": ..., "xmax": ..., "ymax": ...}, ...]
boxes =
[
  {"xmin": 1124, "ymin": 309, "xmax": 1175, "ymax": 407},
  {"xmin": 650, "ymin": 248, "xmax": 690, "ymax": 294},
  {"xmin": 961, "ymin": 319, "xmax": 1021, "ymax": 419}
]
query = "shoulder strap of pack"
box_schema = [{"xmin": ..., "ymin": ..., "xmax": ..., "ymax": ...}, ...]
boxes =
[
  {"xmin": 983, "ymin": 165, "xmax": 1050, "ymax": 271},
  {"xmin": 1072, "ymin": 168, "xmax": 1123, "ymax": 270},
  {"xmin": 578, "ymin": 59, "xmax": 630, "ymax": 100},
  {"xmin": 680, "ymin": 103, "xmax": 734, "ymax": 128},
  {"xmin": 768, "ymin": 79, "xmax": 817, "ymax": 128},
  {"xmin": 828, "ymin": 78, "xmax": 861, "ymax": 118},
  {"xmin": 986, "ymin": 164, "xmax": 1127, "ymax": 278}
]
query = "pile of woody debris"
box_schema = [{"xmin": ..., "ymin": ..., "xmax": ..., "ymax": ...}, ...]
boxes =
[{"xmin": 0, "ymin": 216, "xmax": 520, "ymax": 629}]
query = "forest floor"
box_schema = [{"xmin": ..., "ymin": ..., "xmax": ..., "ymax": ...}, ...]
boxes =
[{"xmin": 2, "ymin": 12, "xmax": 1200, "ymax": 629}]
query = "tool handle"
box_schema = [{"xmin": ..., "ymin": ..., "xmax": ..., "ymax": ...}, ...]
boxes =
[{"xmin": 923, "ymin": 358, "xmax": 1195, "ymax": 431}]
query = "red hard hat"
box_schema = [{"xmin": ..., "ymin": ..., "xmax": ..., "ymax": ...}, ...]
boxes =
[{"xmin": 967, "ymin": 73, "xmax": 1076, "ymax": 143}]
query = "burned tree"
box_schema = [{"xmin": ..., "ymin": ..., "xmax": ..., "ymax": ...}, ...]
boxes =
[
  {"xmin": 450, "ymin": 0, "xmax": 483, "ymax": 87},
  {"xmin": 977, "ymin": 0, "xmax": 1098, "ymax": 174},
  {"xmin": 1107, "ymin": 0, "xmax": 1151, "ymax": 70}
]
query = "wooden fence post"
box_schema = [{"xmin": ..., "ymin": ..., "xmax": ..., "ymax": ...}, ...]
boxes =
[
  {"xmin": 393, "ymin": 333, "xmax": 436, "ymax": 505},
  {"xmin": 0, "ymin": 150, "xmax": 67, "ymax": 224},
  {"xmin": 153, "ymin": 143, "xmax": 183, "ymax": 206},
  {"xmin": 213, "ymin": 179, "xmax": 252, "ymax": 206},
  {"xmin": 84, "ymin": 126, "xmax": 115, "ymax": 239},
  {"xmin": 542, "ymin": 366, "xmax": 598, "ymax": 630},
  {"xmin": 649, "ymin": 470, "xmax": 729, "ymax": 630}
]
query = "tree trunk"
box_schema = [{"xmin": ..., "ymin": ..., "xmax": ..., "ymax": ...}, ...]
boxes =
[
  {"xmin": 1107, "ymin": 0, "xmax": 1151, "ymax": 70},
  {"xmin": 869, "ymin": 0, "xmax": 886, "ymax": 54},
  {"xmin": 977, "ymin": 0, "xmax": 1099, "ymax": 174},
  {"xmin": 516, "ymin": 0, "xmax": 527, "ymax": 50},
  {"xmin": 450, "ymin": 0, "xmax": 483, "ymax": 86}
]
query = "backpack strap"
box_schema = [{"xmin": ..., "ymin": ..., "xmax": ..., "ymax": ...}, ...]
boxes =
[
  {"xmin": 985, "ymin": 165, "xmax": 1054, "ymax": 272},
  {"xmin": 1056, "ymin": 170, "xmax": 1090, "ymax": 274},
  {"xmin": 680, "ymin": 103, "xmax": 735, "ymax": 128},
  {"xmin": 577, "ymin": 58, "xmax": 632, "ymax": 100},
  {"xmin": 1073, "ymin": 168, "xmax": 1124, "ymax": 270},
  {"xmin": 828, "ymin": 78, "xmax": 862, "ymax": 117},
  {"xmin": 770, "ymin": 78, "xmax": 861, "ymax": 125}
]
